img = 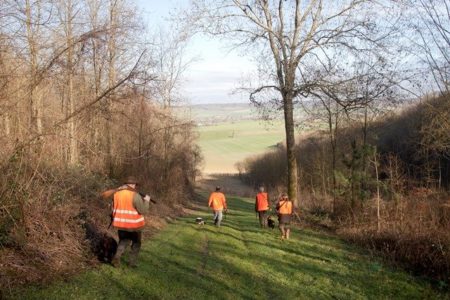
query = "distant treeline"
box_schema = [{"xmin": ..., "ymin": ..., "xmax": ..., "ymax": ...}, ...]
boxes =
[{"xmin": 240, "ymin": 94, "xmax": 449, "ymax": 194}]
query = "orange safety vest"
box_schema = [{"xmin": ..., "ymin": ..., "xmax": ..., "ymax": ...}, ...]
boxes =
[
  {"xmin": 112, "ymin": 189, "xmax": 145, "ymax": 230},
  {"xmin": 208, "ymin": 192, "xmax": 227, "ymax": 210},
  {"xmin": 255, "ymin": 192, "xmax": 269, "ymax": 211},
  {"xmin": 278, "ymin": 200, "xmax": 293, "ymax": 215}
]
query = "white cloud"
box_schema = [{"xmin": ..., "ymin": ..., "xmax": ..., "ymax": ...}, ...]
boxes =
[
  {"xmin": 182, "ymin": 38, "xmax": 256, "ymax": 104},
  {"xmin": 136, "ymin": 0, "xmax": 257, "ymax": 104}
]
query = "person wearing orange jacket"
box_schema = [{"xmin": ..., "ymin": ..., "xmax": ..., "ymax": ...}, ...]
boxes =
[
  {"xmin": 276, "ymin": 193, "xmax": 294, "ymax": 240},
  {"xmin": 208, "ymin": 186, "xmax": 227, "ymax": 227},
  {"xmin": 255, "ymin": 186, "xmax": 269, "ymax": 228},
  {"xmin": 103, "ymin": 176, "xmax": 151, "ymax": 267}
]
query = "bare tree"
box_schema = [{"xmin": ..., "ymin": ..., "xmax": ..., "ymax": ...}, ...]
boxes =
[
  {"xmin": 153, "ymin": 26, "xmax": 194, "ymax": 108},
  {"xmin": 147, "ymin": 23, "xmax": 196, "ymax": 182},
  {"xmin": 401, "ymin": 1, "xmax": 450, "ymax": 188},
  {"xmin": 56, "ymin": 0, "xmax": 80, "ymax": 165},
  {"xmin": 406, "ymin": 0, "xmax": 450, "ymax": 94},
  {"xmin": 189, "ymin": 0, "xmax": 387, "ymax": 204},
  {"xmin": 22, "ymin": 0, "xmax": 53, "ymax": 135}
]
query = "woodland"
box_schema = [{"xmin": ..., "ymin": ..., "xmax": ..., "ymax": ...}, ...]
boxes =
[{"xmin": 0, "ymin": 0, "xmax": 200, "ymax": 290}]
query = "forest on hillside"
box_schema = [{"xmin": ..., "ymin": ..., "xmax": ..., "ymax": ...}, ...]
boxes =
[{"xmin": 0, "ymin": 0, "xmax": 201, "ymax": 290}]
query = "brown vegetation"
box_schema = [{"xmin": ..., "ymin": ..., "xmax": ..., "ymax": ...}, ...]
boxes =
[
  {"xmin": 239, "ymin": 94, "xmax": 450, "ymax": 285},
  {"xmin": 0, "ymin": 0, "xmax": 200, "ymax": 292}
]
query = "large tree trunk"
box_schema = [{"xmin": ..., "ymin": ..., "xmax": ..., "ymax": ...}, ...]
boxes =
[
  {"xmin": 106, "ymin": 0, "xmax": 117, "ymax": 176},
  {"xmin": 331, "ymin": 100, "xmax": 339, "ymax": 214},
  {"xmin": 25, "ymin": 0, "xmax": 41, "ymax": 135},
  {"xmin": 65, "ymin": 0, "xmax": 78, "ymax": 166},
  {"xmin": 284, "ymin": 93, "xmax": 298, "ymax": 206}
]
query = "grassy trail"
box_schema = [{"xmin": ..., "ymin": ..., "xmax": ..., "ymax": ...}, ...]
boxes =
[{"xmin": 12, "ymin": 192, "xmax": 442, "ymax": 299}]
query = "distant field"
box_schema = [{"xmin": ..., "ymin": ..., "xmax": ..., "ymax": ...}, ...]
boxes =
[
  {"xmin": 197, "ymin": 120, "xmax": 285, "ymax": 174},
  {"xmin": 174, "ymin": 103, "xmax": 267, "ymax": 124}
]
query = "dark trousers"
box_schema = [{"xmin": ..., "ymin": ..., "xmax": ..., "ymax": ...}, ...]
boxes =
[
  {"xmin": 258, "ymin": 210, "xmax": 268, "ymax": 228},
  {"xmin": 115, "ymin": 230, "xmax": 142, "ymax": 266}
]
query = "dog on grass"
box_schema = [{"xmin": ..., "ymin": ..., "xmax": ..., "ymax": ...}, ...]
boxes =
[
  {"xmin": 84, "ymin": 221, "xmax": 117, "ymax": 263},
  {"xmin": 99, "ymin": 233, "xmax": 118, "ymax": 263},
  {"xmin": 195, "ymin": 217, "xmax": 205, "ymax": 225},
  {"xmin": 267, "ymin": 216, "xmax": 275, "ymax": 229}
]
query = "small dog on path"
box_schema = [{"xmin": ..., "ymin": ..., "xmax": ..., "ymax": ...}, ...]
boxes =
[{"xmin": 196, "ymin": 217, "xmax": 205, "ymax": 225}]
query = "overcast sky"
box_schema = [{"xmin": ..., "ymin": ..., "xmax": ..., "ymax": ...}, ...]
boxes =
[{"xmin": 135, "ymin": 0, "xmax": 256, "ymax": 105}]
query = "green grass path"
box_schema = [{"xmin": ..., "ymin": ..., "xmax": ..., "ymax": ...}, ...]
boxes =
[{"xmin": 12, "ymin": 193, "xmax": 443, "ymax": 299}]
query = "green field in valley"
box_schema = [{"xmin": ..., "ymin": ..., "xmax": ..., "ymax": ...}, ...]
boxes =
[
  {"xmin": 11, "ymin": 192, "xmax": 443, "ymax": 300},
  {"xmin": 197, "ymin": 120, "xmax": 286, "ymax": 173}
]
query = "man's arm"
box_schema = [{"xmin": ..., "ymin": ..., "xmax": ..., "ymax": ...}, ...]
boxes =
[
  {"xmin": 222, "ymin": 194, "xmax": 227, "ymax": 210},
  {"xmin": 101, "ymin": 189, "xmax": 116, "ymax": 199},
  {"xmin": 208, "ymin": 193, "xmax": 213, "ymax": 208},
  {"xmin": 133, "ymin": 193, "xmax": 150, "ymax": 215}
]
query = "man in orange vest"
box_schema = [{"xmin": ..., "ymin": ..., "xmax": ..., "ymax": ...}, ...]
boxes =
[
  {"xmin": 106, "ymin": 176, "xmax": 151, "ymax": 267},
  {"xmin": 208, "ymin": 186, "xmax": 227, "ymax": 227},
  {"xmin": 255, "ymin": 186, "xmax": 269, "ymax": 228},
  {"xmin": 276, "ymin": 193, "xmax": 294, "ymax": 240}
]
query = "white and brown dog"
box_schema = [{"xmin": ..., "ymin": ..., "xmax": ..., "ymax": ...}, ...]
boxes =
[{"xmin": 195, "ymin": 217, "xmax": 205, "ymax": 225}]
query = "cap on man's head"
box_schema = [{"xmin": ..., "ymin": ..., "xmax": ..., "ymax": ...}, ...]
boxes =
[
  {"xmin": 124, "ymin": 176, "xmax": 139, "ymax": 185},
  {"xmin": 215, "ymin": 186, "xmax": 221, "ymax": 191}
]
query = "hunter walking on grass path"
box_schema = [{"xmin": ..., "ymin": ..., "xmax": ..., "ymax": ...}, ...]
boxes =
[
  {"xmin": 103, "ymin": 176, "xmax": 152, "ymax": 268},
  {"xmin": 276, "ymin": 193, "xmax": 294, "ymax": 240},
  {"xmin": 255, "ymin": 186, "xmax": 269, "ymax": 228},
  {"xmin": 208, "ymin": 186, "xmax": 227, "ymax": 227}
]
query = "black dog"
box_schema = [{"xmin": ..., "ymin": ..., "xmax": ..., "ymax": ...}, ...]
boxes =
[
  {"xmin": 83, "ymin": 221, "xmax": 117, "ymax": 263},
  {"xmin": 267, "ymin": 216, "xmax": 275, "ymax": 229},
  {"xmin": 99, "ymin": 233, "xmax": 118, "ymax": 263}
]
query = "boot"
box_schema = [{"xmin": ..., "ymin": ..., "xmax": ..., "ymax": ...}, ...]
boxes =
[
  {"xmin": 111, "ymin": 239, "xmax": 128, "ymax": 267},
  {"xmin": 111, "ymin": 255, "xmax": 121, "ymax": 267},
  {"xmin": 128, "ymin": 242, "xmax": 141, "ymax": 268}
]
